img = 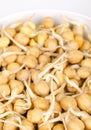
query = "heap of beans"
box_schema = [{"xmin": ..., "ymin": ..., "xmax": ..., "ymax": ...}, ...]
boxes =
[{"xmin": 0, "ymin": 16, "xmax": 91, "ymax": 130}]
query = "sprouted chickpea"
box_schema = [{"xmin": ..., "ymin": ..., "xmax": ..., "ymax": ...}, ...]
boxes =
[
  {"xmin": 14, "ymin": 32, "xmax": 29, "ymax": 46},
  {"xmin": 41, "ymin": 17, "xmax": 54, "ymax": 28},
  {"xmin": 9, "ymin": 79, "xmax": 24, "ymax": 94},
  {"xmin": 27, "ymin": 108, "xmax": 42, "ymax": 123},
  {"xmin": 14, "ymin": 99, "xmax": 27, "ymax": 114},
  {"xmin": 33, "ymin": 97, "xmax": 50, "ymax": 111},
  {"xmin": 60, "ymin": 96, "xmax": 77, "ymax": 111},
  {"xmin": 20, "ymin": 118, "xmax": 34, "ymax": 130},
  {"xmin": 44, "ymin": 37, "xmax": 58, "ymax": 52},
  {"xmin": 5, "ymin": 27, "xmax": 16, "ymax": 37},
  {"xmin": 53, "ymin": 124, "xmax": 64, "ymax": 130},
  {"xmin": 0, "ymin": 16, "xmax": 91, "ymax": 130},
  {"xmin": 34, "ymin": 80, "xmax": 50, "ymax": 97}
]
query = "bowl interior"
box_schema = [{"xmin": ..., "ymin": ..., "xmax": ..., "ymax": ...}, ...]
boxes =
[{"xmin": 0, "ymin": 10, "xmax": 91, "ymax": 30}]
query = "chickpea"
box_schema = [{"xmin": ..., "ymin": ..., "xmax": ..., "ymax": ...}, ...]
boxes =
[
  {"xmin": 23, "ymin": 55, "xmax": 38, "ymax": 69},
  {"xmin": 56, "ymin": 93, "xmax": 63, "ymax": 102},
  {"xmin": 0, "ymin": 73, "xmax": 8, "ymax": 85},
  {"xmin": 53, "ymin": 124, "xmax": 64, "ymax": 130},
  {"xmin": 74, "ymin": 34, "xmax": 84, "ymax": 48},
  {"xmin": 54, "ymin": 101, "xmax": 62, "ymax": 114},
  {"xmin": 14, "ymin": 32, "xmax": 29, "ymax": 45},
  {"xmin": 4, "ymin": 55, "xmax": 17, "ymax": 64},
  {"xmin": 9, "ymin": 79, "xmax": 24, "ymax": 94},
  {"xmin": 65, "ymin": 40, "xmax": 79, "ymax": 50},
  {"xmin": 57, "ymin": 47, "xmax": 64, "ymax": 54},
  {"xmin": 0, "ymin": 122, "xmax": 3, "ymax": 130},
  {"xmin": 0, "ymin": 36, "xmax": 10, "ymax": 48},
  {"xmin": 30, "ymin": 83, "xmax": 35, "ymax": 93},
  {"xmin": 5, "ymin": 28, "xmax": 16, "ymax": 37},
  {"xmin": 77, "ymin": 67, "xmax": 90, "ymax": 79},
  {"xmin": 34, "ymin": 80, "xmax": 50, "ymax": 97},
  {"xmin": 60, "ymin": 96, "xmax": 77, "ymax": 111},
  {"xmin": 55, "ymin": 71, "xmax": 65, "ymax": 85},
  {"xmin": 3, "ymin": 116, "xmax": 18, "ymax": 130},
  {"xmin": 81, "ymin": 58, "xmax": 91, "ymax": 68},
  {"xmin": 27, "ymin": 47, "xmax": 41, "ymax": 58},
  {"xmin": 31, "ymin": 69, "xmax": 40, "ymax": 82},
  {"xmin": 36, "ymin": 32, "xmax": 48, "ymax": 44},
  {"xmin": 38, "ymin": 123, "xmax": 54, "ymax": 130},
  {"xmin": 20, "ymin": 119, "xmax": 34, "ymax": 130},
  {"xmin": 0, "ymin": 84, "xmax": 10, "ymax": 98},
  {"xmin": 17, "ymin": 55, "xmax": 25, "ymax": 64},
  {"xmin": 14, "ymin": 99, "xmax": 27, "ymax": 114},
  {"xmin": 64, "ymin": 66, "xmax": 76, "ymax": 79},
  {"xmin": 67, "ymin": 116, "xmax": 85, "ymax": 130},
  {"xmin": 0, "ymin": 102, "xmax": 5, "ymax": 114},
  {"xmin": 76, "ymin": 93, "xmax": 91, "ymax": 114},
  {"xmin": 7, "ymin": 62, "xmax": 20, "ymax": 71},
  {"xmin": 20, "ymin": 26, "xmax": 33, "ymax": 37},
  {"xmin": 67, "ymin": 50, "xmax": 83, "ymax": 64},
  {"xmin": 27, "ymin": 108, "xmax": 42, "ymax": 123},
  {"xmin": 8, "ymin": 74, "xmax": 16, "ymax": 80},
  {"xmin": 44, "ymin": 38, "xmax": 58, "ymax": 52},
  {"xmin": 29, "ymin": 39, "xmax": 37, "ymax": 47},
  {"xmin": 38, "ymin": 54, "xmax": 50, "ymax": 65},
  {"xmin": 67, "ymin": 79, "xmax": 78, "ymax": 93},
  {"xmin": 16, "ymin": 69, "xmax": 29, "ymax": 81},
  {"xmin": 23, "ymin": 20, "xmax": 36, "ymax": 30},
  {"xmin": 41, "ymin": 17, "xmax": 54, "ymax": 28},
  {"xmin": 4, "ymin": 45, "xmax": 21, "ymax": 64},
  {"xmin": 5, "ymin": 104, "xmax": 13, "ymax": 111},
  {"xmin": 33, "ymin": 97, "xmax": 50, "ymax": 110},
  {"xmin": 81, "ymin": 40, "xmax": 91, "ymax": 51},
  {"xmin": 62, "ymin": 31, "xmax": 74, "ymax": 40},
  {"xmin": 6, "ymin": 45, "xmax": 21, "ymax": 52},
  {"xmin": 72, "ymin": 25, "xmax": 83, "ymax": 35}
]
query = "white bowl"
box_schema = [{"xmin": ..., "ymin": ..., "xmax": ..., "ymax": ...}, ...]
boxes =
[{"xmin": 0, "ymin": 10, "xmax": 91, "ymax": 30}]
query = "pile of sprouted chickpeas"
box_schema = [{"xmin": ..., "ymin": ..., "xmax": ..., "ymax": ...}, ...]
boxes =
[{"xmin": 0, "ymin": 16, "xmax": 91, "ymax": 130}]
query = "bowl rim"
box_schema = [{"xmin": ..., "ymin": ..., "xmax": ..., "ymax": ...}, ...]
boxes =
[{"xmin": 0, "ymin": 9, "xmax": 91, "ymax": 22}]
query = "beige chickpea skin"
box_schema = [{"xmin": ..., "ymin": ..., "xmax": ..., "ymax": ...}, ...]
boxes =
[
  {"xmin": 20, "ymin": 118, "xmax": 34, "ymax": 130},
  {"xmin": 17, "ymin": 54, "xmax": 25, "ymax": 64},
  {"xmin": 9, "ymin": 79, "xmax": 24, "ymax": 94},
  {"xmin": 35, "ymin": 32, "xmax": 48, "ymax": 44},
  {"xmin": 67, "ymin": 50, "xmax": 83, "ymax": 64},
  {"xmin": 77, "ymin": 67, "xmax": 90, "ymax": 79},
  {"xmin": 14, "ymin": 99, "xmax": 27, "ymax": 114},
  {"xmin": 53, "ymin": 124, "xmax": 64, "ymax": 130},
  {"xmin": 16, "ymin": 69, "xmax": 29, "ymax": 81},
  {"xmin": 23, "ymin": 55, "xmax": 38, "ymax": 69},
  {"xmin": 0, "ymin": 37, "xmax": 10, "ymax": 48},
  {"xmin": 0, "ymin": 84, "xmax": 10, "ymax": 98},
  {"xmin": 34, "ymin": 80, "xmax": 50, "ymax": 97},
  {"xmin": 0, "ymin": 73, "xmax": 8, "ymax": 85},
  {"xmin": 33, "ymin": 97, "xmax": 50, "ymax": 111},
  {"xmin": 7, "ymin": 62, "xmax": 20, "ymax": 71},
  {"xmin": 38, "ymin": 54, "xmax": 51, "ymax": 65},
  {"xmin": 27, "ymin": 108, "xmax": 42, "ymax": 123},
  {"xmin": 62, "ymin": 30, "xmax": 74, "ymax": 40},
  {"xmin": 60, "ymin": 96, "xmax": 77, "ymax": 111},
  {"xmin": 27, "ymin": 47, "xmax": 41, "ymax": 58},
  {"xmin": 5, "ymin": 28, "xmax": 16, "ymax": 37},
  {"xmin": 64, "ymin": 66, "xmax": 76, "ymax": 79},
  {"xmin": 31, "ymin": 69, "xmax": 40, "ymax": 82},
  {"xmin": 41, "ymin": 17, "xmax": 54, "ymax": 28},
  {"xmin": 81, "ymin": 58, "xmax": 91, "ymax": 68},
  {"xmin": 44, "ymin": 38, "xmax": 58, "ymax": 52},
  {"xmin": 14, "ymin": 32, "xmax": 29, "ymax": 45}
]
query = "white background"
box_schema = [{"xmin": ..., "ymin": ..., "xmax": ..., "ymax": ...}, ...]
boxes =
[{"xmin": 0, "ymin": 0, "xmax": 90, "ymax": 18}]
